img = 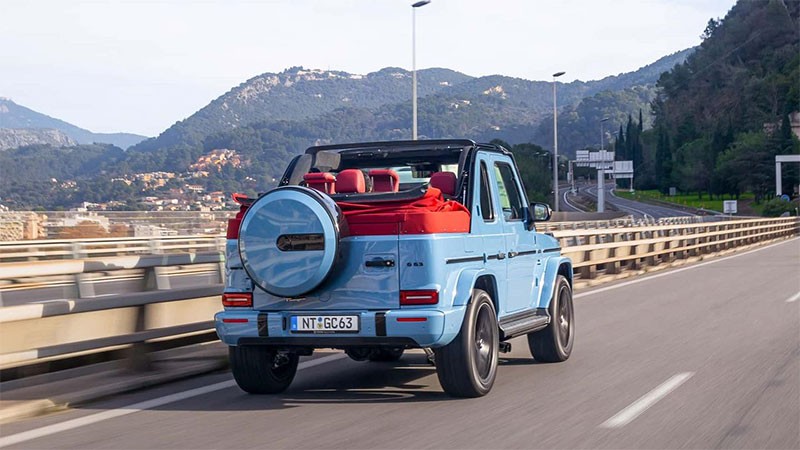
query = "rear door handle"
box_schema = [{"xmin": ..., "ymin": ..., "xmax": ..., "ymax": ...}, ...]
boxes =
[
  {"xmin": 497, "ymin": 252, "xmax": 506, "ymax": 260},
  {"xmin": 508, "ymin": 251, "xmax": 518, "ymax": 258},
  {"xmin": 365, "ymin": 259, "xmax": 395, "ymax": 268}
]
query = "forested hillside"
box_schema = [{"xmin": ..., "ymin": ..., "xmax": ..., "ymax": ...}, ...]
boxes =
[
  {"xmin": 0, "ymin": 48, "xmax": 693, "ymax": 209},
  {"xmin": 128, "ymin": 50, "xmax": 692, "ymax": 164},
  {"xmin": 0, "ymin": 144, "xmax": 129, "ymax": 208},
  {"xmin": 629, "ymin": 0, "xmax": 799, "ymax": 202}
]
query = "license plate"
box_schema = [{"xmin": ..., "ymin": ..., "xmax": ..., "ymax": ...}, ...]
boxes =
[{"xmin": 290, "ymin": 315, "xmax": 359, "ymax": 333}]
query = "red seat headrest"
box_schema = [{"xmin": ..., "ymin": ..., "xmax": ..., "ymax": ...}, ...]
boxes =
[
  {"xmin": 337, "ymin": 169, "xmax": 366, "ymax": 194},
  {"xmin": 369, "ymin": 169, "xmax": 400, "ymax": 192},
  {"xmin": 430, "ymin": 172, "xmax": 457, "ymax": 196},
  {"xmin": 303, "ymin": 172, "xmax": 336, "ymax": 194}
]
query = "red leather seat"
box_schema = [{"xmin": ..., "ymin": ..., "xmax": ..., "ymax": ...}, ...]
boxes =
[
  {"xmin": 429, "ymin": 172, "xmax": 457, "ymax": 197},
  {"xmin": 336, "ymin": 169, "xmax": 366, "ymax": 194},
  {"xmin": 303, "ymin": 172, "xmax": 336, "ymax": 194},
  {"xmin": 369, "ymin": 169, "xmax": 400, "ymax": 192}
]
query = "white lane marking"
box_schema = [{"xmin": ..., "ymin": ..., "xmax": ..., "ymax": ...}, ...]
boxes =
[
  {"xmin": 608, "ymin": 189, "xmax": 655, "ymax": 220},
  {"xmin": 575, "ymin": 237, "xmax": 799, "ymax": 299},
  {"xmin": 600, "ymin": 372, "xmax": 694, "ymax": 428},
  {"xmin": 0, "ymin": 353, "xmax": 348, "ymax": 448},
  {"xmin": 786, "ymin": 292, "xmax": 800, "ymax": 303}
]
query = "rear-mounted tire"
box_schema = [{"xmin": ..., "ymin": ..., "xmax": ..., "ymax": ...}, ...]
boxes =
[{"xmin": 238, "ymin": 186, "xmax": 346, "ymax": 298}]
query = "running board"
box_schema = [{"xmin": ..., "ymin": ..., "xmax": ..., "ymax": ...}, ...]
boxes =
[{"xmin": 498, "ymin": 309, "xmax": 550, "ymax": 340}]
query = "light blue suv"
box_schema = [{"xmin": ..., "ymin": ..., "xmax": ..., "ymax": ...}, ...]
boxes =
[{"xmin": 216, "ymin": 139, "xmax": 574, "ymax": 397}]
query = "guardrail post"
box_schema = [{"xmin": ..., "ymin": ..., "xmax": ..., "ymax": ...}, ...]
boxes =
[
  {"xmin": 143, "ymin": 266, "xmax": 171, "ymax": 290},
  {"xmin": 75, "ymin": 273, "xmax": 95, "ymax": 298},
  {"xmin": 70, "ymin": 242, "xmax": 86, "ymax": 259},
  {"xmin": 579, "ymin": 251, "xmax": 596, "ymax": 279},
  {"xmin": 125, "ymin": 305, "xmax": 153, "ymax": 372},
  {"xmin": 148, "ymin": 239, "xmax": 163, "ymax": 255}
]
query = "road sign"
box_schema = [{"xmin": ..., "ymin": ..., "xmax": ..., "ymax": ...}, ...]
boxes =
[
  {"xmin": 575, "ymin": 150, "xmax": 614, "ymax": 169},
  {"xmin": 723, "ymin": 200, "xmax": 737, "ymax": 214},
  {"xmin": 613, "ymin": 161, "xmax": 633, "ymax": 179}
]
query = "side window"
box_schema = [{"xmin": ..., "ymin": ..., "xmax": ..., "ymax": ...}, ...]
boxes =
[
  {"xmin": 479, "ymin": 161, "xmax": 494, "ymax": 221},
  {"xmin": 494, "ymin": 162, "xmax": 525, "ymax": 221}
]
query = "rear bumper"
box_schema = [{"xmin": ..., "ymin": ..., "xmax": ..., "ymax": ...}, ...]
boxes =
[{"xmin": 215, "ymin": 306, "xmax": 466, "ymax": 348}]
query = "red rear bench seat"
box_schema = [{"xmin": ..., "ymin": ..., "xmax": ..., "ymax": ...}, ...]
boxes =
[{"xmin": 338, "ymin": 187, "xmax": 470, "ymax": 235}]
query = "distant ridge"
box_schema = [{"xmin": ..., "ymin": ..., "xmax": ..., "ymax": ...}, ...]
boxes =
[{"xmin": 0, "ymin": 98, "xmax": 147, "ymax": 149}]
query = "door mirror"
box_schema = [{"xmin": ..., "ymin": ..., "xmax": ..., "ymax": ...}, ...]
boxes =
[
  {"xmin": 524, "ymin": 202, "xmax": 552, "ymax": 230},
  {"xmin": 531, "ymin": 203, "xmax": 552, "ymax": 222}
]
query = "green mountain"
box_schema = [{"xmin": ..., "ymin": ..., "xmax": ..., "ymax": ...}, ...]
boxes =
[
  {"xmin": 130, "ymin": 67, "xmax": 472, "ymax": 153},
  {"xmin": 131, "ymin": 49, "xmax": 692, "ymax": 160},
  {"xmin": 0, "ymin": 98, "xmax": 147, "ymax": 149},
  {"xmin": 0, "ymin": 49, "xmax": 696, "ymax": 209},
  {"xmin": 642, "ymin": 0, "xmax": 799, "ymax": 201}
]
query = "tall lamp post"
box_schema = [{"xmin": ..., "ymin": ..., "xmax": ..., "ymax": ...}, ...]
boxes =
[
  {"xmin": 598, "ymin": 117, "xmax": 610, "ymax": 212},
  {"xmin": 552, "ymin": 71, "xmax": 566, "ymax": 211},
  {"xmin": 411, "ymin": 0, "xmax": 431, "ymax": 140}
]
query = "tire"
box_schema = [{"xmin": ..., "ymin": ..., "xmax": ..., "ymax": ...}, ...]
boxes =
[
  {"xmin": 367, "ymin": 347, "xmax": 405, "ymax": 362},
  {"xmin": 434, "ymin": 289, "xmax": 499, "ymax": 397},
  {"xmin": 528, "ymin": 275, "xmax": 574, "ymax": 362},
  {"xmin": 229, "ymin": 346, "xmax": 299, "ymax": 394}
]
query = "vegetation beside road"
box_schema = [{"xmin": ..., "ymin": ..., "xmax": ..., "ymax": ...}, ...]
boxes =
[{"xmin": 615, "ymin": 190, "xmax": 755, "ymax": 214}]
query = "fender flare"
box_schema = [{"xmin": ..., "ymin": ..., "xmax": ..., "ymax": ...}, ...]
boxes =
[
  {"xmin": 451, "ymin": 268, "xmax": 492, "ymax": 307},
  {"xmin": 538, "ymin": 256, "xmax": 573, "ymax": 309}
]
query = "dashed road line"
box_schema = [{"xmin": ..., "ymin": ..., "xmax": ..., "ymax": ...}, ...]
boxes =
[{"xmin": 600, "ymin": 372, "xmax": 694, "ymax": 428}]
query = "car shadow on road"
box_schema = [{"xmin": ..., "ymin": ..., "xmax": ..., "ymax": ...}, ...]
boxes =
[{"xmin": 146, "ymin": 352, "xmax": 548, "ymax": 413}]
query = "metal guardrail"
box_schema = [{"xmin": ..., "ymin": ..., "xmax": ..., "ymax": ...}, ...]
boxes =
[
  {"xmin": 0, "ymin": 252, "xmax": 224, "ymax": 370},
  {"xmin": 553, "ymin": 217, "xmax": 799, "ymax": 279},
  {"xmin": 0, "ymin": 235, "xmax": 226, "ymax": 263},
  {"xmin": 0, "ymin": 217, "xmax": 797, "ymax": 373},
  {"xmin": 538, "ymin": 215, "xmax": 703, "ymax": 232}
]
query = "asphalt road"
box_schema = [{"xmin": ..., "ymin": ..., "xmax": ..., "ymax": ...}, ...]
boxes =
[
  {"xmin": 583, "ymin": 183, "xmax": 696, "ymax": 219},
  {"xmin": 2, "ymin": 238, "xmax": 799, "ymax": 449}
]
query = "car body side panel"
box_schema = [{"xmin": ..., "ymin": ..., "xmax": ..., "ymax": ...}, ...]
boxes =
[{"xmin": 537, "ymin": 256, "xmax": 573, "ymax": 309}]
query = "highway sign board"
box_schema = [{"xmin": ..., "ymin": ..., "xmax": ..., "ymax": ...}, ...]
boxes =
[{"xmin": 723, "ymin": 200, "xmax": 737, "ymax": 214}]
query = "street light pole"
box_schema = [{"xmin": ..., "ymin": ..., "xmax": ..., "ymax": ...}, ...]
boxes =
[
  {"xmin": 552, "ymin": 71, "xmax": 565, "ymax": 211},
  {"xmin": 598, "ymin": 117, "xmax": 610, "ymax": 212},
  {"xmin": 411, "ymin": 0, "xmax": 430, "ymax": 140}
]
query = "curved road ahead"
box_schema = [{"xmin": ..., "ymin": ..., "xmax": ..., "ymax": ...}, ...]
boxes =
[
  {"xmin": 2, "ymin": 238, "xmax": 799, "ymax": 449},
  {"xmin": 582, "ymin": 183, "xmax": 697, "ymax": 219}
]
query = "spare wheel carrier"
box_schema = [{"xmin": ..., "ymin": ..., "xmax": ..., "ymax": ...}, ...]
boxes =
[{"xmin": 238, "ymin": 186, "xmax": 344, "ymax": 298}]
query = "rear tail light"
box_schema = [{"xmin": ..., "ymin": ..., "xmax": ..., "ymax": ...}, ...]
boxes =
[
  {"xmin": 400, "ymin": 290, "xmax": 439, "ymax": 305},
  {"xmin": 222, "ymin": 292, "xmax": 253, "ymax": 307},
  {"xmin": 226, "ymin": 193, "xmax": 253, "ymax": 240}
]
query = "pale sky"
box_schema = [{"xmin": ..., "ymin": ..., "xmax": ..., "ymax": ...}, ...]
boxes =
[{"xmin": 0, "ymin": 0, "xmax": 735, "ymax": 137}]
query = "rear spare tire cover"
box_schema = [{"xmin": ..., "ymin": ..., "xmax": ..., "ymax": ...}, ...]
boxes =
[{"xmin": 238, "ymin": 186, "xmax": 342, "ymax": 297}]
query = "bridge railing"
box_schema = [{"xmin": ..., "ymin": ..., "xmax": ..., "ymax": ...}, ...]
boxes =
[
  {"xmin": 553, "ymin": 217, "xmax": 798, "ymax": 280},
  {"xmin": 0, "ymin": 216, "xmax": 797, "ymax": 374},
  {"xmin": 0, "ymin": 235, "xmax": 225, "ymax": 263},
  {"xmin": 0, "ymin": 252, "xmax": 224, "ymax": 371}
]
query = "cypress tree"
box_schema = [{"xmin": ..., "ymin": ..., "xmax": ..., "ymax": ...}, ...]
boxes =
[
  {"xmin": 655, "ymin": 126, "xmax": 672, "ymax": 194},
  {"xmin": 638, "ymin": 109, "xmax": 644, "ymax": 134}
]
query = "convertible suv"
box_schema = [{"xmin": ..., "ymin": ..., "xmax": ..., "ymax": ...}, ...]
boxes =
[{"xmin": 216, "ymin": 139, "xmax": 574, "ymax": 397}]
